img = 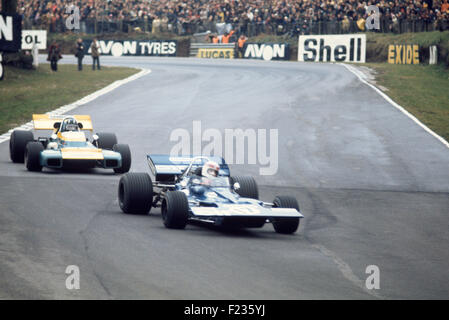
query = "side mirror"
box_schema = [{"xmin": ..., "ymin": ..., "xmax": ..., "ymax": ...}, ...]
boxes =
[
  {"xmin": 53, "ymin": 122, "xmax": 60, "ymax": 129},
  {"xmin": 92, "ymin": 134, "xmax": 99, "ymax": 140},
  {"xmin": 51, "ymin": 134, "xmax": 57, "ymax": 140},
  {"xmin": 78, "ymin": 122, "xmax": 83, "ymax": 129},
  {"xmin": 233, "ymin": 182, "xmax": 240, "ymax": 191}
]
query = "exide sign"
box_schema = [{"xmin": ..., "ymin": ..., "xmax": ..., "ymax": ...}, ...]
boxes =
[{"xmin": 298, "ymin": 34, "xmax": 366, "ymax": 63}]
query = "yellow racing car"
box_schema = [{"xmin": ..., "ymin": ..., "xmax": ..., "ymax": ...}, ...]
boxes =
[{"xmin": 9, "ymin": 114, "xmax": 131, "ymax": 173}]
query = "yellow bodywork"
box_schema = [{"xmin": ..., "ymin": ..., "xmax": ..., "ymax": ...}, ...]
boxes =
[
  {"xmin": 33, "ymin": 114, "xmax": 93, "ymax": 131},
  {"xmin": 32, "ymin": 114, "xmax": 104, "ymax": 160}
]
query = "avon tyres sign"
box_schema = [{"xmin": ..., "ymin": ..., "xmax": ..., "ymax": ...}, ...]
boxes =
[
  {"xmin": 85, "ymin": 40, "xmax": 177, "ymax": 57},
  {"xmin": 244, "ymin": 43, "xmax": 289, "ymax": 61},
  {"xmin": 0, "ymin": 13, "xmax": 22, "ymax": 52},
  {"xmin": 298, "ymin": 34, "xmax": 366, "ymax": 63}
]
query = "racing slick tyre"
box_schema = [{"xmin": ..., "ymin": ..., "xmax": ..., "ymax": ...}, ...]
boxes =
[
  {"xmin": 230, "ymin": 176, "xmax": 259, "ymax": 200},
  {"xmin": 118, "ymin": 172, "xmax": 153, "ymax": 214},
  {"xmin": 113, "ymin": 144, "xmax": 131, "ymax": 174},
  {"xmin": 272, "ymin": 195, "xmax": 300, "ymax": 234},
  {"xmin": 10, "ymin": 130, "xmax": 34, "ymax": 163},
  {"xmin": 162, "ymin": 191, "xmax": 189, "ymax": 229},
  {"xmin": 24, "ymin": 142, "xmax": 44, "ymax": 172},
  {"xmin": 95, "ymin": 132, "xmax": 117, "ymax": 150}
]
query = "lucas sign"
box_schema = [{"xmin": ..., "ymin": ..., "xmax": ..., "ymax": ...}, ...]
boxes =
[
  {"xmin": 298, "ymin": 34, "xmax": 366, "ymax": 63},
  {"xmin": 0, "ymin": 13, "xmax": 22, "ymax": 52}
]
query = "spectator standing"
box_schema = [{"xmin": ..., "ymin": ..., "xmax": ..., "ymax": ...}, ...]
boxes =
[
  {"xmin": 32, "ymin": 42, "xmax": 39, "ymax": 68},
  {"xmin": 237, "ymin": 34, "xmax": 247, "ymax": 58},
  {"xmin": 75, "ymin": 38, "xmax": 85, "ymax": 71},
  {"xmin": 442, "ymin": 0, "xmax": 449, "ymax": 12},
  {"xmin": 90, "ymin": 39, "xmax": 101, "ymax": 70},
  {"xmin": 221, "ymin": 30, "xmax": 235, "ymax": 43},
  {"xmin": 47, "ymin": 41, "xmax": 62, "ymax": 72}
]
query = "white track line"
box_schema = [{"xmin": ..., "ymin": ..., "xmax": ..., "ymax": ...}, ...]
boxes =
[
  {"xmin": 340, "ymin": 63, "xmax": 449, "ymax": 149},
  {"xmin": 0, "ymin": 68, "xmax": 151, "ymax": 144}
]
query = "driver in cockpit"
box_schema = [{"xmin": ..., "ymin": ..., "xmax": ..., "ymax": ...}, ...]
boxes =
[
  {"xmin": 191, "ymin": 160, "xmax": 220, "ymax": 186},
  {"xmin": 60, "ymin": 117, "xmax": 80, "ymax": 133}
]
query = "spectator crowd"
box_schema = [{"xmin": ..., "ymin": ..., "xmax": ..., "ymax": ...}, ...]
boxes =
[{"xmin": 4, "ymin": 0, "xmax": 449, "ymax": 35}]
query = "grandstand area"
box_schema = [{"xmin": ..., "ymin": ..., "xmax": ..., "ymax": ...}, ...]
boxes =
[{"xmin": 6, "ymin": 0, "xmax": 449, "ymax": 36}]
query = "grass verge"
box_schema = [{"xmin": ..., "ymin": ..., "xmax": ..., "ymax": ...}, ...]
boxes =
[
  {"xmin": 0, "ymin": 64, "xmax": 139, "ymax": 134},
  {"xmin": 364, "ymin": 62, "xmax": 449, "ymax": 142}
]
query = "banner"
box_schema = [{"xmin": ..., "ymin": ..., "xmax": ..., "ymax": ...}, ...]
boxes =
[
  {"xmin": 0, "ymin": 13, "xmax": 22, "ymax": 52},
  {"xmin": 243, "ymin": 43, "xmax": 290, "ymax": 61},
  {"xmin": 84, "ymin": 40, "xmax": 177, "ymax": 57},
  {"xmin": 387, "ymin": 44, "xmax": 419, "ymax": 64},
  {"xmin": 21, "ymin": 30, "xmax": 47, "ymax": 50},
  {"xmin": 197, "ymin": 48, "xmax": 234, "ymax": 59},
  {"xmin": 215, "ymin": 23, "xmax": 233, "ymax": 35},
  {"xmin": 298, "ymin": 34, "xmax": 366, "ymax": 63},
  {"xmin": 0, "ymin": 53, "xmax": 3, "ymax": 80}
]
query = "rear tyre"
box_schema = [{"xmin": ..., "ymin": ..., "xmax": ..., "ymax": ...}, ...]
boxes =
[
  {"xmin": 25, "ymin": 142, "xmax": 44, "ymax": 172},
  {"xmin": 113, "ymin": 144, "xmax": 131, "ymax": 174},
  {"xmin": 272, "ymin": 195, "xmax": 300, "ymax": 234},
  {"xmin": 230, "ymin": 176, "xmax": 259, "ymax": 199},
  {"xmin": 162, "ymin": 191, "xmax": 189, "ymax": 229},
  {"xmin": 96, "ymin": 132, "xmax": 117, "ymax": 150},
  {"xmin": 118, "ymin": 173, "xmax": 153, "ymax": 214},
  {"xmin": 10, "ymin": 130, "xmax": 34, "ymax": 163}
]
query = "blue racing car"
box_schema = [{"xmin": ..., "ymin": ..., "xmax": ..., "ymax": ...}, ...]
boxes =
[{"xmin": 118, "ymin": 155, "xmax": 304, "ymax": 234}]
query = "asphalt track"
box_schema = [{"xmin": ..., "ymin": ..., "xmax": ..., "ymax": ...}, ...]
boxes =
[{"xmin": 0, "ymin": 56, "xmax": 448, "ymax": 299}]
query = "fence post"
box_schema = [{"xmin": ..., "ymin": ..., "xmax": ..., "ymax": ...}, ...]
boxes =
[{"xmin": 429, "ymin": 46, "xmax": 438, "ymax": 65}]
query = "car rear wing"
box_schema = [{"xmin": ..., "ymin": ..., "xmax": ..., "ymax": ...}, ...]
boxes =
[
  {"xmin": 32, "ymin": 114, "xmax": 93, "ymax": 131},
  {"xmin": 147, "ymin": 154, "xmax": 230, "ymax": 182}
]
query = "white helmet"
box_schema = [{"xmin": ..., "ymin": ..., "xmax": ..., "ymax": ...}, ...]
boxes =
[{"xmin": 201, "ymin": 161, "xmax": 220, "ymax": 179}]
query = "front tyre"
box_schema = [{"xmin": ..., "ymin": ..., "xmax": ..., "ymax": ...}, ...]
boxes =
[
  {"xmin": 10, "ymin": 130, "xmax": 34, "ymax": 163},
  {"xmin": 118, "ymin": 173, "xmax": 153, "ymax": 214},
  {"xmin": 272, "ymin": 195, "xmax": 300, "ymax": 234},
  {"xmin": 230, "ymin": 176, "xmax": 259, "ymax": 199},
  {"xmin": 162, "ymin": 191, "xmax": 189, "ymax": 229},
  {"xmin": 95, "ymin": 132, "xmax": 117, "ymax": 150},
  {"xmin": 25, "ymin": 142, "xmax": 44, "ymax": 172},
  {"xmin": 113, "ymin": 144, "xmax": 131, "ymax": 174}
]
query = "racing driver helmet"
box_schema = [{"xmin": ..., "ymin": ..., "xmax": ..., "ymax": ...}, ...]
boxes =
[
  {"xmin": 62, "ymin": 117, "xmax": 79, "ymax": 132},
  {"xmin": 202, "ymin": 160, "xmax": 220, "ymax": 179}
]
